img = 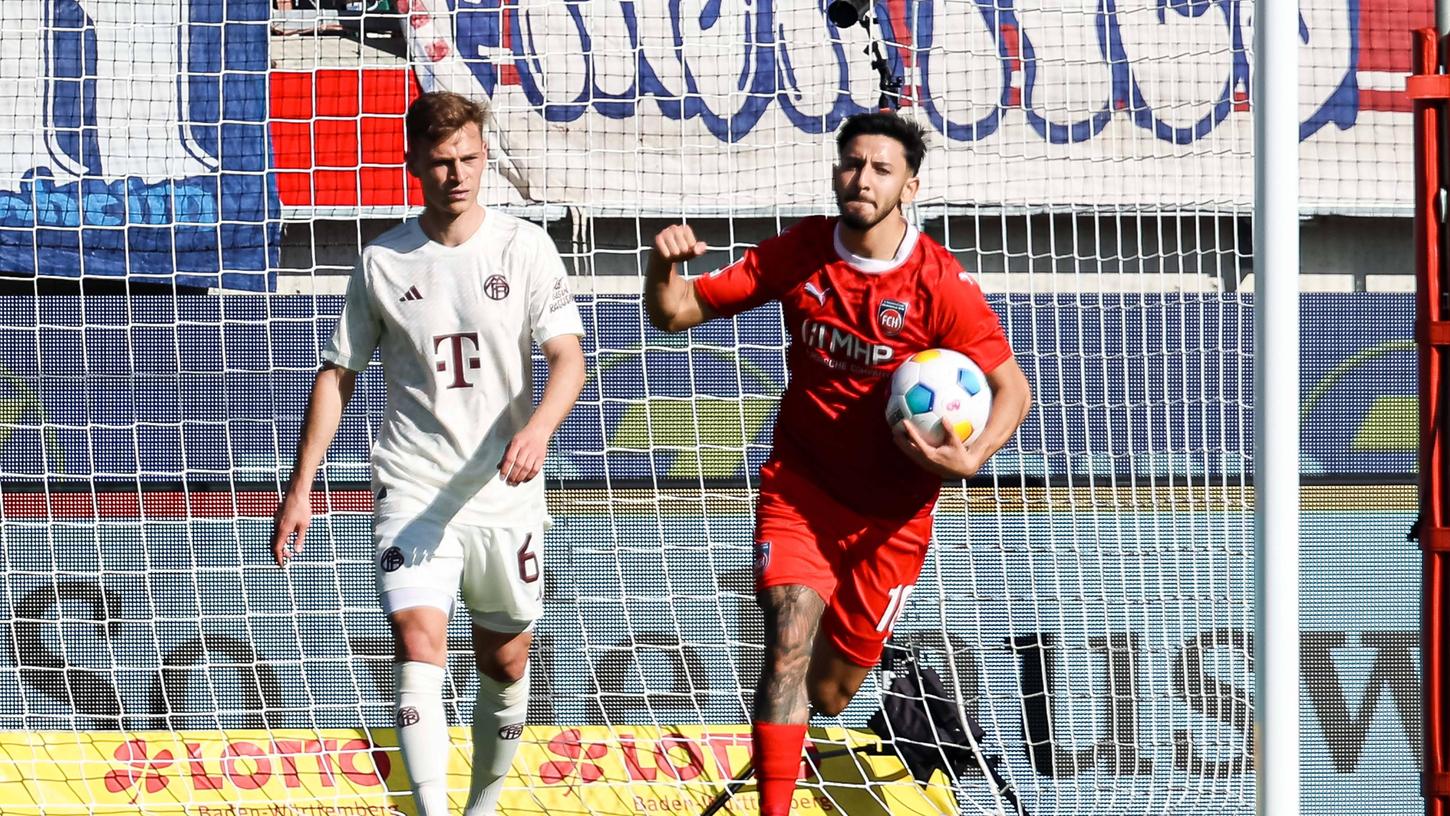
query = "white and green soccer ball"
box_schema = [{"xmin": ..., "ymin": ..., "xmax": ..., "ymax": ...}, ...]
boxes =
[{"xmin": 886, "ymin": 348, "xmax": 993, "ymax": 446}]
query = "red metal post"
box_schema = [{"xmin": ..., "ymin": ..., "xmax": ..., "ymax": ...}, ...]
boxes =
[{"xmin": 1413, "ymin": 25, "xmax": 1450, "ymax": 816}]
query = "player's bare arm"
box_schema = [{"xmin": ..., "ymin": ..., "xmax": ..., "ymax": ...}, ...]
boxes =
[
  {"xmin": 645, "ymin": 224, "xmax": 718, "ymax": 332},
  {"xmin": 895, "ymin": 355, "xmax": 1032, "ymax": 479},
  {"xmin": 755, "ymin": 585, "xmax": 826, "ymax": 725},
  {"xmin": 498, "ymin": 334, "xmax": 585, "ymax": 486},
  {"xmin": 272, "ymin": 364, "xmax": 358, "ymax": 566}
]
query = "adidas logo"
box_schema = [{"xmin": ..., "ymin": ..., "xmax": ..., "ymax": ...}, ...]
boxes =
[{"xmin": 399, "ymin": 285, "xmax": 424, "ymax": 302}]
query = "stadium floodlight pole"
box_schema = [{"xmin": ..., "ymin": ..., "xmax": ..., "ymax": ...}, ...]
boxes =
[{"xmin": 1252, "ymin": 0, "xmax": 1300, "ymax": 814}]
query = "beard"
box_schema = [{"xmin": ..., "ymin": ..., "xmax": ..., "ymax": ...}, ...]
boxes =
[{"xmin": 835, "ymin": 191, "xmax": 899, "ymax": 231}]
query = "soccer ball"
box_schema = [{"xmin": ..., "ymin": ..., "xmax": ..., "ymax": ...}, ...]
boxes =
[{"xmin": 886, "ymin": 349, "xmax": 992, "ymax": 446}]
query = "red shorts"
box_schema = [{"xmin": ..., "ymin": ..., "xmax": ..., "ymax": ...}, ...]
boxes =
[{"xmin": 753, "ymin": 460, "xmax": 933, "ymax": 667}]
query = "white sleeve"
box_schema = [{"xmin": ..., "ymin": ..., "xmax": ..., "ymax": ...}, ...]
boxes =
[
  {"xmin": 322, "ymin": 259, "xmax": 382, "ymax": 371},
  {"xmin": 527, "ymin": 231, "xmax": 585, "ymax": 345}
]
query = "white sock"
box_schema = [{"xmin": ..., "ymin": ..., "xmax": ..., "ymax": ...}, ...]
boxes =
[
  {"xmin": 395, "ymin": 661, "xmax": 451, "ymax": 816},
  {"xmin": 464, "ymin": 667, "xmax": 529, "ymax": 816}
]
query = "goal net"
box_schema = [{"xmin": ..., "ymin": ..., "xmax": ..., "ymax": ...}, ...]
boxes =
[{"xmin": 0, "ymin": 1, "xmax": 1419, "ymax": 815}]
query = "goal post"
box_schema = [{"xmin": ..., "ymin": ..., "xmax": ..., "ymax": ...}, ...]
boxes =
[{"xmin": 1252, "ymin": 0, "xmax": 1301, "ymax": 814}]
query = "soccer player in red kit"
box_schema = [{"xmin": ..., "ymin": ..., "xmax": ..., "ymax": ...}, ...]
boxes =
[{"xmin": 643, "ymin": 111, "xmax": 1031, "ymax": 815}]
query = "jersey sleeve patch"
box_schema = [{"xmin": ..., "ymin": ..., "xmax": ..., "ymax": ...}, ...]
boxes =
[{"xmin": 546, "ymin": 276, "xmax": 574, "ymax": 315}]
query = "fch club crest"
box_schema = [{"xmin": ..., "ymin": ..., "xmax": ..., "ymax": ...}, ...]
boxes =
[
  {"xmin": 877, "ymin": 299, "xmax": 909, "ymax": 336},
  {"xmin": 755, "ymin": 540, "xmax": 772, "ymax": 574}
]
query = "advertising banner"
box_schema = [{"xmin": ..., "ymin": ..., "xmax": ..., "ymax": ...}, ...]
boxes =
[
  {"xmin": 0, "ymin": 726, "xmax": 946, "ymax": 815},
  {"xmin": 0, "ymin": 1, "xmax": 278, "ymax": 290},
  {"xmin": 389, "ymin": 0, "xmax": 1417, "ymax": 214}
]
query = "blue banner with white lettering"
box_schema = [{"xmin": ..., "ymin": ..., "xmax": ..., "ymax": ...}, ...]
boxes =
[{"xmin": 0, "ymin": 1, "xmax": 277, "ymax": 291}]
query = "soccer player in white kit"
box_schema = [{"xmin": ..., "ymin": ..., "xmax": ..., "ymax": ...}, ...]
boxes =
[{"xmin": 270, "ymin": 91, "xmax": 586, "ymax": 816}]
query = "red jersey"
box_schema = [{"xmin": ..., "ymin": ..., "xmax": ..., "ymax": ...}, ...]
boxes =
[{"xmin": 694, "ymin": 216, "xmax": 1013, "ymax": 521}]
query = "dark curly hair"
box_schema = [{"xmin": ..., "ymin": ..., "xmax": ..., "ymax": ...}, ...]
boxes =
[{"xmin": 835, "ymin": 112, "xmax": 929, "ymax": 174}]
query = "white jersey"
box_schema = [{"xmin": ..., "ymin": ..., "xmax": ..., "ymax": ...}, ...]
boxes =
[{"xmin": 324, "ymin": 211, "xmax": 585, "ymax": 526}]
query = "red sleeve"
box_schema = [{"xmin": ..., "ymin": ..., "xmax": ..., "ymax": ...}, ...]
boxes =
[
  {"xmin": 936, "ymin": 267, "xmax": 1013, "ymax": 373},
  {"xmin": 693, "ymin": 218, "xmax": 821, "ymax": 317}
]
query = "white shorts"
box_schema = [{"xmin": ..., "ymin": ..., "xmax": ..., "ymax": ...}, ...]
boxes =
[{"xmin": 373, "ymin": 513, "xmax": 545, "ymax": 634}]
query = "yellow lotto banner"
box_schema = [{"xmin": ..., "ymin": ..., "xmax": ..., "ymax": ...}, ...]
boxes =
[{"xmin": 0, "ymin": 726, "xmax": 954, "ymax": 816}]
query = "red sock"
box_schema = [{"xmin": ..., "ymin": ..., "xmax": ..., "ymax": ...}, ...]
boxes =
[{"xmin": 753, "ymin": 720, "xmax": 808, "ymax": 816}]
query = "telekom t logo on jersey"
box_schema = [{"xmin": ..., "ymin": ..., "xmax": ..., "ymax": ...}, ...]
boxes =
[{"xmin": 434, "ymin": 332, "xmax": 482, "ymax": 388}]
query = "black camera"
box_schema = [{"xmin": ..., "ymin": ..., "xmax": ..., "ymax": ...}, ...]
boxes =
[{"xmin": 826, "ymin": 0, "xmax": 873, "ymax": 28}]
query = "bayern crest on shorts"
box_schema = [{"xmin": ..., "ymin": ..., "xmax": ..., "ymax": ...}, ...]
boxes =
[
  {"xmin": 380, "ymin": 546, "xmax": 404, "ymax": 573},
  {"xmin": 878, "ymin": 299, "xmax": 909, "ymax": 336}
]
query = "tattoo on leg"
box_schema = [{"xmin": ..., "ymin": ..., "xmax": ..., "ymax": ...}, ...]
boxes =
[{"xmin": 754, "ymin": 585, "xmax": 826, "ymax": 724}]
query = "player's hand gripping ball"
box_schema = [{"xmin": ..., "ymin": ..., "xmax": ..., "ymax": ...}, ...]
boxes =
[{"xmin": 887, "ymin": 349, "xmax": 993, "ymax": 446}]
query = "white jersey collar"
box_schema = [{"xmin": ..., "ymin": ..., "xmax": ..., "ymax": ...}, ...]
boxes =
[
  {"xmin": 833, "ymin": 219, "xmax": 919, "ymax": 274},
  {"xmin": 412, "ymin": 209, "xmax": 491, "ymax": 252}
]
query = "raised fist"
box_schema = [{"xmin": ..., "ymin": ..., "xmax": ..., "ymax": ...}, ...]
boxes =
[{"xmin": 651, "ymin": 224, "xmax": 708, "ymax": 265}]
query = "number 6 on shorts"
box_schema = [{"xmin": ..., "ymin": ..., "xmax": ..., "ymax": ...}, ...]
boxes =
[{"xmin": 517, "ymin": 534, "xmax": 540, "ymax": 584}]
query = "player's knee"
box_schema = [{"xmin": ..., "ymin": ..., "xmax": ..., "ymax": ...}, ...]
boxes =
[
  {"xmin": 387, "ymin": 604, "xmax": 451, "ymax": 664},
  {"xmin": 806, "ymin": 660, "xmax": 869, "ymax": 717},
  {"xmin": 392, "ymin": 624, "xmax": 447, "ymax": 665},
  {"xmin": 474, "ymin": 629, "xmax": 532, "ymax": 685},
  {"xmin": 808, "ymin": 684, "xmax": 853, "ymax": 718},
  {"xmin": 394, "ymin": 635, "xmax": 443, "ymax": 665},
  {"xmin": 478, "ymin": 652, "xmax": 528, "ymax": 685}
]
